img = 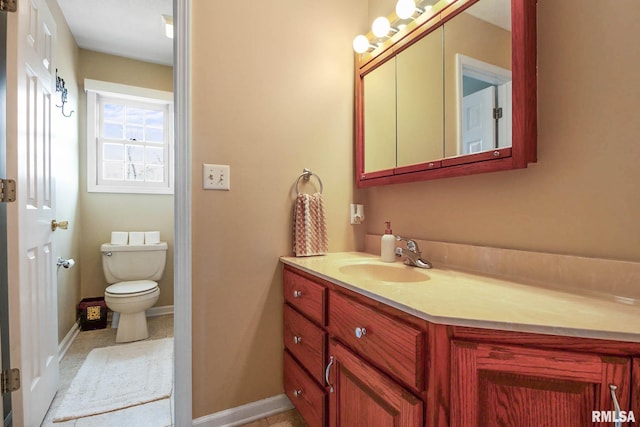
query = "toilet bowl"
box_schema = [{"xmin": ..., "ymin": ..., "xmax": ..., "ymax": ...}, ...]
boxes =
[
  {"xmin": 105, "ymin": 280, "xmax": 160, "ymax": 343},
  {"xmin": 101, "ymin": 242, "xmax": 167, "ymax": 343}
]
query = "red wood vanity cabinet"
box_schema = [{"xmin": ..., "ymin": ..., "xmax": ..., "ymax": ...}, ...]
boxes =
[
  {"xmin": 283, "ymin": 266, "xmax": 427, "ymax": 427},
  {"xmin": 282, "ymin": 265, "xmax": 640, "ymax": 426}
]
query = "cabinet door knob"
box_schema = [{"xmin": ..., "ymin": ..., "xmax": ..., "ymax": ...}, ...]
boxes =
[
  {"xmin": 325, "ymin": 355, "xmax": 335, "ymax": 393},
  {"xmin": 293, "ymin": 336, "xmax": 302, "ymax": 344},
  {"xmin": 293, "ymin": 290, "xmax": 302, "ymax": 298},
  {"xmin": 354, "ymin": 327, "xmax": 367, "ymax": 338},
  {"xmin": 609, "ymin": 384, "xmax": 622, "ymax": 427},
  {"xmin": 293, "ymin": 389, "xmax": 303, "ymax": 397}
]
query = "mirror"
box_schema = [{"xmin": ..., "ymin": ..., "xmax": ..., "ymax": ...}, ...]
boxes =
[
  {"xmin": 444, "ymin": 0, "xmax": 512, "ymax": 157},
  {"xmin": 355, "ymin": 0, "xmax": 536, "ymax": 186},
  {"xmin": 364, "ymin": 27, "xmax": 444, "ymax": 173}
]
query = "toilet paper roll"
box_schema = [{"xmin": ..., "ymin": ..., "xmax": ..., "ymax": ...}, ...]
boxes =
[
  {"xmin": 129, "ymin": 232, "xmax": 145, "ymax": 245},
  {"xmin": 111, "ymin": 231, "xmax": 128, "ymax": 245},
  {"xmin": 145, "ymin": 231, "xmax": 161, "ymax": 244}
]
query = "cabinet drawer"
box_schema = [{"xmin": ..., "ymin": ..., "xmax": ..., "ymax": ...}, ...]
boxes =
[
  {"xmin": 284, "ymin": 268, "xmax": 326, "ymax": 325},
  {"xmin": 329, "ymin": 291, "xmax": 424, "ymax": 390},
  {"xmin": 284, "ymin": 350, "xmax": 326, "ymax": 427},
  {"xmin": 284, "ymin": 304, "xmax": 326, "ymax": 385}
]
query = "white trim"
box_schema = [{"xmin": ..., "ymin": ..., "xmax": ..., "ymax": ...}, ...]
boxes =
[
  {"xmin": 455, "ymin": 54, "xmax": 512, "ymax": 154},
  {"xmin": 57, "ymin": 321, "xmax": 81, "ymax": 362},
  {"xmin": 110, "ymin": 305, "xmax": 174, "ymax": 328},
  {"xmin": 84, "ymin": 79, "xmax": 173, "ymax": 102},
  {"xmin": 148, "ymin": 304, "xmax": 175, "ymax": 317},
  {"xmin": 192, "ymin": 395, "xmax": 294, "ymax": 427},
  {"xmin": 85, "ymin": 81, "xmax": 175, "ymax": 195},
  {"xmin": 174, "ymin": 0, "xmax": 193, "ymax": 425}
]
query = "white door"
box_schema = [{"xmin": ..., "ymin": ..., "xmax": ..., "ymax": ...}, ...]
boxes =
[
  {"xmin": 461, "ymin": 85, "xmax": 496, "ymax": 154},
  {"xmin": 6, "ymin": 0, "xmax": 59, "ymax": 425}
]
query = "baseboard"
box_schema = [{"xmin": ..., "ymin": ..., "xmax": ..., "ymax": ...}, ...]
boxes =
[
  {"xmin": 58, "ymin": 321, "xmax": 80, "ymax": 362},
  {"xmin": 110, "ymin": 305, "xmax": 174, "ymax": 328},
  {"xmin": 192, "ymin": 394, "xmax": 294, "ymax": 427},
  {"xmin": 148, "ymin": 305, "xmax": 174, "ymax": 317}
]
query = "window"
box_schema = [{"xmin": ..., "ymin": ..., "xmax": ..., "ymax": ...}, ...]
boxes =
[{"xmin": 86, "ymin": 79, "xmax": 174, "ymax": 194}]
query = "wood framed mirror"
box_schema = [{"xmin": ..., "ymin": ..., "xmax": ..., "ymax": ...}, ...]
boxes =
[{"xmin": 355, "ymin": 0, "xmax": 536, "ymax": 187}]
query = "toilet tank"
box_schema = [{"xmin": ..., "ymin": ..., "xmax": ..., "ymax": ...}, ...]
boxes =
[{"xmin": 101, "ymin": 242, "xmax": 168, "ymax": 283}]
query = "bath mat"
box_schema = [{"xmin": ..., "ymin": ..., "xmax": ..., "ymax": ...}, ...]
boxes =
[{"xmin": 53, "ymin": 337, "xmax": 173, "ymax": 422}]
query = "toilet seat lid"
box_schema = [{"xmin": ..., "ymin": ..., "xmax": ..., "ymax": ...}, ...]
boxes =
[{"xmin": 106, "ymin": 280, "xmax": 158, "ymax": 295}]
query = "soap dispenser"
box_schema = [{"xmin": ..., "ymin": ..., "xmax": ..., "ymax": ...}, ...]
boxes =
[{"xmin": 381, "ymin": 221, "xmax": 395, "ymax": 262}]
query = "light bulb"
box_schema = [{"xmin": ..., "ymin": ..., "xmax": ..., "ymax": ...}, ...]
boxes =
[
  {"xmin": 372, "ymin": 16, "xmax": 391, "ymax": 38},
  {"xmin": 395, "ymin": 0, "xmax": 416, "ymax": 20},
  {"xmin": 352, "ymin": 35, "xmax": 370, "ymax": 53}
]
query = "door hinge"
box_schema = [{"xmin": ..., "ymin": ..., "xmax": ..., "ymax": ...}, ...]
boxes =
[
  {"xmin": 0, "ymin": 179, "xmax": 16, "ymax": 203},
  {"xmin": 1, "ymin": 369, "xmax": 20, "ymax": 394},
  {"xmin": 493, "ymin": 107, "xmax": 503, "ymax": 120},
  {"xmin": 0, "ymin": 0, "xmax": 17, "ymax": 12}
]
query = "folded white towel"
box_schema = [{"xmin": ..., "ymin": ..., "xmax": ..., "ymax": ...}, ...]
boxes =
[
  {"xmin": 111, "ymin": 232, "xmax": 128, "ymax": 245},
  {"xmin": 129, "ymin": 232, "xmax": 145, "ymax": 245}
]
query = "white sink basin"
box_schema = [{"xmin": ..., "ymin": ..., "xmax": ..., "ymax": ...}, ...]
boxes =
[{"xmin": 338, "ymin": 261, "xmax": 430, "ymax": 283}]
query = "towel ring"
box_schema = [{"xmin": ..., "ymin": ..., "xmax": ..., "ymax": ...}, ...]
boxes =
[{"xmin": 295, "ymin": 168, "xmax": 323, "ymax": 195}]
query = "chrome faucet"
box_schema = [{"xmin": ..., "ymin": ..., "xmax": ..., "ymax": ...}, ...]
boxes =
[{"xmin": 395, "ymin": 236, "xmax": 432, "ymax": 269}]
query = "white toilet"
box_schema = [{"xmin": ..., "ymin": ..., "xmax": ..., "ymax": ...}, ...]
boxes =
[{"xmin": 101, "ymin": 241, "xmax": 168, "ymax": 343}]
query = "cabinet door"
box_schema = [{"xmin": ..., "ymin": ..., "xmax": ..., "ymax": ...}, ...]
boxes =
[
  {"xmin": 328, "ymin": 340, "xmax": 423, "ymax": 427},
  {"xmin": 451, "ymin": 341, "xmax": 631, "ymax": 427}
]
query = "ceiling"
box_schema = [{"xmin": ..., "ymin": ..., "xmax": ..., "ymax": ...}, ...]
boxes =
[
  {"xmin": 465, "ymin": 0, "xmax": 511, "ymax": 31},
  {"xmin": 57, "ymin": 0, "xmax": 174, "ymax": 66},
  {"xmin": 55, "ymin": 0, "xmax": 508, "ymax": 68}
]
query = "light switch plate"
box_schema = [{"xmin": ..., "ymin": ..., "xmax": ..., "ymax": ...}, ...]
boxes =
[{"xmin": 203, "ymin": 164, "xmax": 230, "ymax": 190}]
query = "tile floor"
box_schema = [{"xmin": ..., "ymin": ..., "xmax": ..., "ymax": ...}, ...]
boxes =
[
  {"xmin": 237, "ymin": 409, "xmax": 307, "ymax": 427},
  {"xmin": 41, "ymin": 315, "xmax": 174, "ymax": 427},
  {"xmin": 40, "ymin": 315, "xmax": 306, "ymax": 427}
]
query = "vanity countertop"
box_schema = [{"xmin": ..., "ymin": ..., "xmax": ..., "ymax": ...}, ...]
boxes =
[{"xmin": 280, "ymin": 252, "xmax": 640, "ymax": 343}]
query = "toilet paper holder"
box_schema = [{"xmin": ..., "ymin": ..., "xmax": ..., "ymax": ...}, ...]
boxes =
[{"xmin": 57, "ymin": 257, "xmax": 75, "ymax": 269}]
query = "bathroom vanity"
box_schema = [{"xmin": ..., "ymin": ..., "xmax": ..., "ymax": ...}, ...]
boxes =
[{"xmin": 280, "ymin": 252, "xmax": 640, "ymax": 427}]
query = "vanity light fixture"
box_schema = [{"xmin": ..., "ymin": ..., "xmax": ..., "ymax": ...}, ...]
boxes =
[
  {"xmin": 352, "ymin": 35, "xmax": 378, "ymax": 54},
  {"xmin": 395, "ymin": 0, "xmax": 417, "ymax": 19},
  {"xmin": 372, "ymin": 16, "xmax": 393, "ymax": 38},
  {"xmin": 353, "ymin": 0, "xmax": 431, "ymax": 53}
]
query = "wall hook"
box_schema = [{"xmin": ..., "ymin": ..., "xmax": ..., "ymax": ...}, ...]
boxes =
[{"xmin": 55, "ymin": 69, "xmax": 74, "ymax": 117}]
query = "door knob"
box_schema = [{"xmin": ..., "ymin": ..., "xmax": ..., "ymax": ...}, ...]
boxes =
[{"xmin": 51, "ymin": 220, "xmax": 69, "ymax": 231}]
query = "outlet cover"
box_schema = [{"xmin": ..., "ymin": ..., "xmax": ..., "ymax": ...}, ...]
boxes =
[{"xmin": 203, "ymin": 164, "xmax": 230, "ymax": 190}]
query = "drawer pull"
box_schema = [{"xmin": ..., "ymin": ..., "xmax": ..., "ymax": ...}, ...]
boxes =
[
  {"xmin": 610, "ymin": 384, "xmax": 622, "ymax": 427},
  {"xmin": 354, "ymin": 327, "xmax": 367, "ymax": 339},
  {"xmin": 293, "ymin": 389, "xmax": 303, "ymax": 398},
  {"xmin": 293, "ymin": 336, "xmax": 303, "ymax": 344},
  {"xmin": 293, "ymin": 290, "xmax": 302, "ymax": 298},
  {"xmin": 325, "ymin": 355, "xmax": 335, "ymax": 393}
]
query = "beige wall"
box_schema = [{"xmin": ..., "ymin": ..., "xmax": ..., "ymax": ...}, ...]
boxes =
[
  {"xmin": 190, "ymin": 0, "xmax": 367, "ymax": 417},
  {"xmin": 46, "ymin": 0, "xmax": 82, "ymax": 342},
  {"xmin": 77, "ymin": 50, "xmax": 175, "ymax": 306},
  {"xmin": 44, "ymin": 0, "xmax": 640, "ymax": 420},
  {"xmin": 364, "ymin": 0, "xmax": 640, "ymax": 263}
]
